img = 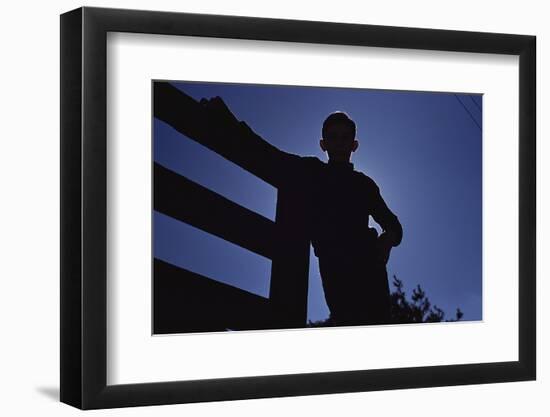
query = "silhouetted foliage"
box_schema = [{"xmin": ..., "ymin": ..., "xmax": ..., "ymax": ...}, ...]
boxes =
[
  {"xmin": 308, "ymin": 274, "xmax": 463, "ymax": 327},
  {"xmin": 389, "ymin": 275, "xmax": 463, "ymax": 324}
]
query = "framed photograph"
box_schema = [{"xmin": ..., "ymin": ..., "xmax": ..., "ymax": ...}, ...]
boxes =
[{"xmin": 60, "ymin": 6, "xmax": 536, "ymax": 409}]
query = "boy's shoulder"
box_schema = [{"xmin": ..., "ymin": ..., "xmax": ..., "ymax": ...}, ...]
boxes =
[
  {"xmin": 355, "ymin": 170, "xmax": 380, "ymax": 191},
  {"xmin": 296, "ymin": 155, "xmax": 325, "ymax": 172}
]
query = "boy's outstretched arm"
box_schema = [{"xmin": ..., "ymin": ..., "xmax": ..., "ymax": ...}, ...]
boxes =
[{"xmin": 154, "ymin": 82, "xmax": 300, "ymax": 188}]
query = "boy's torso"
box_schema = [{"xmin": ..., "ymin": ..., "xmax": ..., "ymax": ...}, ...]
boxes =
[{"xmin": 291, "ymin": 156, "xmax": 379, "ymax": 259}]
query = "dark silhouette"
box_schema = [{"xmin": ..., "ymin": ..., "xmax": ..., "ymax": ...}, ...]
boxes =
[
  {"xmin": 309, "ymin": 112, "xmax": 403, "ymax": 325},
  {"xmin": 153, "ymin": 82, "xmax": 403, "ymax": 331}
]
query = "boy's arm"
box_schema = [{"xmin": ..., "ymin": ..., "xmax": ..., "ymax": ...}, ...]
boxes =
[
  {"xmin": 367, "ymin": 180, "xmax": 403, "ymax": 263},
  {"xmin": 368, "ymin": 180, "xmax": 402, "ymax": 246},
  {"xmin": 154, "ymin": 82, "xmax": 301, "ymax": 188}
]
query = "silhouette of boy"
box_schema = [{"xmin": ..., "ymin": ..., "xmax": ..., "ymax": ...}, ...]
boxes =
[
  {"xmin": 197, "ymin": 95, "xmax": 403, "ymax": 326},
  {"xmin": 310, "ymin": 112, "xmax": 403, "ymax": 325}
]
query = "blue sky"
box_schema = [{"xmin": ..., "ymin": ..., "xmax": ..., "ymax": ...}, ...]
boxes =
[{"xmin": 154, "ymin": 81, "xmax": 482, "ymax": 322}]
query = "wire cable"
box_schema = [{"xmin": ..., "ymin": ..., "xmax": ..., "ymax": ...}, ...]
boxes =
[
  {"xmin": 469, "ymin": 95, "xmax": 482, "ymax": 112},
  {"xmin": 454, "ymin": 94, "xmax": 481, "ymax": 131}
]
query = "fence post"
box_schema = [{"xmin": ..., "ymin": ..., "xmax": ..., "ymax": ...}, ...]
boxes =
[{"xmin": 268, "ymin": 187, "xmax": 311, "ymax": 328}]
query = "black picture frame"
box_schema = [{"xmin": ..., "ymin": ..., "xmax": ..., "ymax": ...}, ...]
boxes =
[{"xmin": 60, "ymin": 6, "xmax": 536, "ymax": 410}]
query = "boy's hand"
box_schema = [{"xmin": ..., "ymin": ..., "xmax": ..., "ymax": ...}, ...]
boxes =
[
  {"xmin": 200, "ymin": 96, "xmax": 257, "ymax": 139},
  {"xmin": 200, "ymin": 96, "xmax": 240, "ymax": 126}
]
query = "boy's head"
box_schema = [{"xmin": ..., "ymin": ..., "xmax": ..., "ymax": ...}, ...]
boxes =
[{"xmin": 320, "ymin": 112, "xmax": 358, "ymax": 162}]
